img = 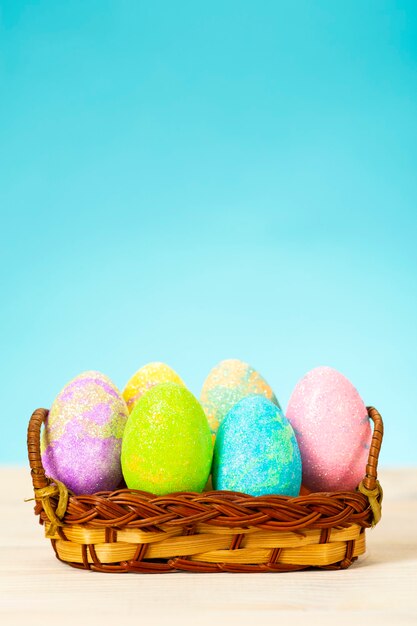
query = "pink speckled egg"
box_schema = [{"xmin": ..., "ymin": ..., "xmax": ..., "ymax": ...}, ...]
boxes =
[{"xmin": 286, "ymin": 366, "xmax": 371, "ymax": 492}]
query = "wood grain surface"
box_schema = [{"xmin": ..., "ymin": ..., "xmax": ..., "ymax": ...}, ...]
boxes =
[{"xmin": 1, "ymin": 467, "xmax": 416, "ymax": 626}]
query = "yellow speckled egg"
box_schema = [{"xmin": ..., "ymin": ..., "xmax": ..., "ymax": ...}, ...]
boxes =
[
  {"xmin": 200, "ymin": 359, "xmax": 280, "ymax": 434},
  {"xmin": 123, "ymin": 362, "xmax": 185, "ymax": 413}
]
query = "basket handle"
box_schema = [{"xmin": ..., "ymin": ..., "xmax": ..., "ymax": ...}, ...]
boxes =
[
  {"xmin": 27, "ymin": 408, "xmax": 49, "ymax": 490},
  {"xmin": 363, "ymin": 406, "xmax": 384, "ymax": 491}
]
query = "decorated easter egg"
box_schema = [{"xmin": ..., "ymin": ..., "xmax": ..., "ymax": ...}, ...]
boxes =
[
  {"xmin": 41, "ymin": 371, "xmax": 129, "ymax": 495},
  {"xmin": 212, "ymin": 395, "xmax": 302, "ymax": 496},
  {"xmin": 121, "ymin": 382, "xmax": 212, "ymax": 495},
  {"xmin": 200, "ymin": 359, "xmax": 279, "ymax": 434},
  {"xmin": 123, "ymin": 362, "xmax": 185, "ymax": 413},
  {"xmin": 286, "ymin": 366, "xmax": 371, "ymax": 492}
]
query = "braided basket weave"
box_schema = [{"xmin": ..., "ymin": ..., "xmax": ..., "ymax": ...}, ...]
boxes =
[{"xmin": 27, "ymin": 406, "xmax": 383, "ymax": 573}]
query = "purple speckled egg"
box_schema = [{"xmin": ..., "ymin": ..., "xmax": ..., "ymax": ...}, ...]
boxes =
[
  {"xmin": 41, "ymin": 371, "xmax": 129, "ymax": 495},
  {"xmin": 286, "ymin": 366, "xmax": 371, "ymax": 492}
]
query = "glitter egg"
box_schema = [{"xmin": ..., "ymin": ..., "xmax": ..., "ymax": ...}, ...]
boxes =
[
  {"xmin": 123, "ymin": 362, "xmax": 185, "ymax": 414},
  {"xmin": 121, "ymin": 382, "xmax": 212, "ymax": 495},
  {"xmin": 41, "ymin": 371, "xmax": 129, "ymax": 495},
  {"xmin": 286, "ymin": 366, "xmax": 371, "ymax": 492},
  {"xmin": 200, "ymin": 359, "xmax": 280, "ymax": 434},
  {"xmin": 212, "ymin": 395, "xmax": 302, "ymax": 496}
]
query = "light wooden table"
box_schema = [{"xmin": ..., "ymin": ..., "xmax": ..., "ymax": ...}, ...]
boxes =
[{"xmin": 1, "ymin": 467, "xmax": 416, "ymax": 626}]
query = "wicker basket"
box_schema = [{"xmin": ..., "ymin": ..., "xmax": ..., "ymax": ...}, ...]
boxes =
[{"xmin": 27, "ymin": 406, "xmax": 383, "ymax": 573}]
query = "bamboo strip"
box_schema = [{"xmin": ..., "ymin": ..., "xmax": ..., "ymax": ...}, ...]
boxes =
[
  {"xmin": 46, "ymin": 522, "xmax": 361, "ymax": 548},
  {"xmin": 191, "ymin": 536, "xmax": 366, "ymax": 566},
  {"xmin": 46, "ymin": 523, "xmax": 183, "ymax": 544},
  {"xmin": 243, "ymin": 524, "xmax": 361, "ymax": 548},
  {"xmin": 54, "ymin": 534, "xmax": 365, "ymax": 566}
]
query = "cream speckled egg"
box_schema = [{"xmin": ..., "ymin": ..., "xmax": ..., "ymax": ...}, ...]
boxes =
[{"xmin": 200, "ymin": 359, "xmax": 280, "ymax": 433}]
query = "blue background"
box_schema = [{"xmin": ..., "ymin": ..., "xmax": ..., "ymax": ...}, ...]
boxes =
[{"xmin": 1, "ymin": 1, "xmax": 416, "ymax": 465}]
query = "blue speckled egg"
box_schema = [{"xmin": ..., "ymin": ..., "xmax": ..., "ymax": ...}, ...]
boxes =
[{"xmin": 212, "ymin": 395, "xmax": 302, "ymax": 496}]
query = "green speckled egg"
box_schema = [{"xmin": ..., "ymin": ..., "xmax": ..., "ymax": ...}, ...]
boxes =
[{"xmin": 121, "ymin": 382, "xmax": 213, "ymax": 495}]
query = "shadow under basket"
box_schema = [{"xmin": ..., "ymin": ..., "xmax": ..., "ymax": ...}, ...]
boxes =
[{"xmin": 27, "ymin": 406, "xmax": 384, "ymax": 573}]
